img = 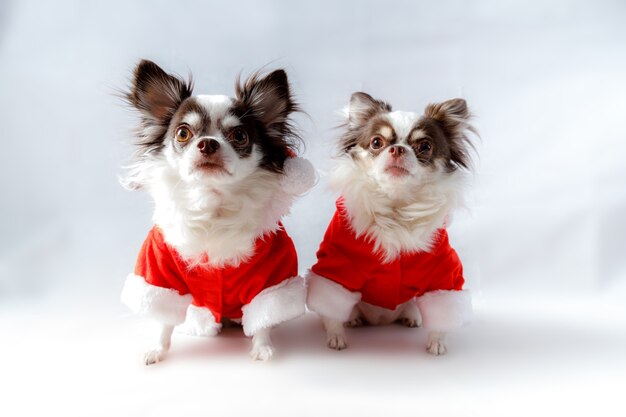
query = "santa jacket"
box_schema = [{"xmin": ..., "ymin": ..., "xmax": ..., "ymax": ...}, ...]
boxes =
[
  {"xmin": 121, "ymin": 225, "xmax": 305, "ymax": 337},
  {"xmin": 307, "ymin": 198, "xmax": 471, "ymax": 332}
]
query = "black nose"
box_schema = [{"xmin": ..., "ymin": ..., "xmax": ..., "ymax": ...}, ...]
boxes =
[
  {"xmin": 389, "ymin": 145, "xmax": 406, "ymax": 157},
  {"xmin": 197, "ymin": 139, "xmax": 220, "ymax": 155}
]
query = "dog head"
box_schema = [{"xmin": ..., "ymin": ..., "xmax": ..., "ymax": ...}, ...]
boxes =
[
  {"xmin": 125, "ymin": 60, "xmax": 299, "ymax": 187},
  {"xmin": 339, "ymin": 92, "xmax": 474, "ymax": 197}
]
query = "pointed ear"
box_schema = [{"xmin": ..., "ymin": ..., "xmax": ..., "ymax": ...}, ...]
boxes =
[
  {"xmin": 424, "ymin": 98, "xmax": 475, "ymax": 169},
  {"xmin": 347, "ymin": 92, "xmax": 391, "ymax": 128},
  {"xmin": 126, "ymin": 59, "xmax": 193, "ymax": 122},
  {"xmin": 235, "ymin": 69, "xmax": 296, "ymax": 131},
  {"xmin": 424, "ymin": 98, "xmax": 469, "ymax": 123}
]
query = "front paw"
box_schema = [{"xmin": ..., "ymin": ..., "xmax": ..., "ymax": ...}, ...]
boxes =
[
  {"xmin": 398, "ymin": 317, "xmax": 421, "ymax": 328},
  {"xmin": 345, "ymin": 317, "xmax": 364, "ymax": 328},
  {"xmin": 144, "ymin": 348, "xmax": 168, "ymax": 365},
  {"xmin": 327, "ymin": 333, "xmax": 347, "ymax": 350},
  {"xmin": 426, "ymin": 338, "xmax": 447, "ymax": 356},
  {"xmin": 250, "ymin": 344, "xmax": 275, "ymax": 361}
]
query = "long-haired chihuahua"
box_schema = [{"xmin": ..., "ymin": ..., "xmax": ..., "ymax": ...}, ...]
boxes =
[
  {"xmin": 120, "ymin": 60, "xmax": 314, "ymax": 363},
  {"xmin": 307, "ymin": 92, "xmax": 475, "ymax": 355}
]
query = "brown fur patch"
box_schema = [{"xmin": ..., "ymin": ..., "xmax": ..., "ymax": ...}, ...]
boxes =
[
  {"xmin": 422, "ymin": 98, "xmax": 476, "ymax": 170},
  {"xmin": 125, "ymin": 60, "xmax": 193, "ymax": 156},
  {"xmin": 409, "ymin": 119, "xmax": 453, "ymax": 167},
  {"xmin": 339, "ymin": 92, "xmax": 392, "ymax": 153},
  {"xmin": 231, "ymin": 69, "xmax": 301, "ymax": 172}
]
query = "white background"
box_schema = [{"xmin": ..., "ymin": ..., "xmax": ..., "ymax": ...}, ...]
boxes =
[{"xmin": 1, "ymin": 1, "xmax": 625, "ymax": 416}]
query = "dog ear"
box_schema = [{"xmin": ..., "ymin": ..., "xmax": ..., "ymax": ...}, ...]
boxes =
[
  {"xmin": 424, "ymin": 98, "xmax": 475, "ymax": 169},
  {"xmin": 127, "ymin": 59, "xmax": 193, "ymax": 123},
  {"xmin": 424, "ymin": 98, "xmax": 469, "ymax": 124},
  {"xmin": 235, "ymin": 69, "xmax": 297, "ymax": 135},
  {"xmin": 234, "ymin": 69, "xmax": 301, "ymax": 172},
  {"xmin": 336, "ymin": 92, "xmax": 391, "ymax": 153},
  {"xmin": 347, "ymin": 92, "xmax": 391, "ymax": 129}
]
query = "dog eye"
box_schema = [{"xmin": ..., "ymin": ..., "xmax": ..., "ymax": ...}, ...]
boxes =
[
  {"xmin": 175, "ymin": 126, "xmax": 193, "ymax": 142},
  {"xmin": 416, "ymin": 140, "xmax": 433, "ymax": 156},
  {"xmin": 229, "ymin": 128, "xmax": 249, "ymax": 146},
  {"xmin": 370, "ymin": 136, "xmax": 385, "ymax": 150}
]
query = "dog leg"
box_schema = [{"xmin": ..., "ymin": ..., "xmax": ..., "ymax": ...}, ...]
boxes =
[
  {"xmin": 322, "ymin": 316, "xmax": 348, "ymax": 350},
  {"xmin": 144, "ymin": 323, "xmax": 174, "ymax": 365},
  {"xmin": 345, "ymin": 305, "xmax": 364, "ymax": 328},
  {"xmin": 426, "ymin": 331, "xmax": 447, "ymax": 356},
  {"xmin": 250, "ymin": 327, "xmax": 275, "ymax": 361},
  {"xmin": 397, "ymin": 300, "xmax": 422, "ymax": 328}
]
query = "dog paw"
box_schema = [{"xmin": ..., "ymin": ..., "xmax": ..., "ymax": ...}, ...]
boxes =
[
  {"xmin": 398, "ymin": 317, "xmax": 421, "ymax": 328},
  {"xmin": 143, "ymin": 348, "xmax": 167, "ymax": 365},
  {"xmin": 426, "ymin": 339, "xmax": 447, "ymax": 356},
  {"xmin": 345, "ymin": 317, "xmax": 364, "ymax": 328},
  {"xmin": 327, "ymin": 333, "xmax": 347, "ymax": 350},
  {"xmin": 250, "ymin": 344, "xmax": 275, "ymax": 361}
]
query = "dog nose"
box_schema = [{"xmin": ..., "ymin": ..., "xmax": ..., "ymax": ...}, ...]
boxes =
[
  {"xmin": 197, "ymin": 139, "xmax": 220, "ymax": 155},
  {"xmin": 389, "ymin": 145, "xmax": 406, "ymax": 157}
]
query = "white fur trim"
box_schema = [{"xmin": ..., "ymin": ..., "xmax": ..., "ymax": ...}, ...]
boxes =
[
  {"xmin": 280, "ymin": 156, "xmax": 316, "ymax": 195},
  {"xmin": 241, "ymin": 276, "xmax": 306, "ymax": 336},
  {"xmin": 306, "ymin": 272, "xmax": 362, "ymax": 322},
  {"xmin": 417, "ymin": 289, "xmax": 472, "ymax": 332},
  {"xmin": 120, "ymin": 273, "xmax": 192, "ymax": 325},
  {"xmin": 176, "ymin": 304, "xmax": 222, "ymax": 337}
]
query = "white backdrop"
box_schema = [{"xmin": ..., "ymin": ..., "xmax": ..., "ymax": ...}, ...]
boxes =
[{"xmin": 1, "ymin": 1, "xmax": 625, "ymax": 416}]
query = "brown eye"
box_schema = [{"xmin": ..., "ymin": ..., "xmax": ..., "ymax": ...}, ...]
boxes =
[
  {"xmin": 416, "ymin": 140, "xmax": 433, "ymax": 156},
  {"xmin": 370, "ymin": 136, "xmax": 385, "ymax": 150},
  {"xmin": 175, "ymin": 126, "xmax": 193, "ymax": 142},
  {"xmin": 229, "ymin": 128, "xmax": 249, "ymax": 146}
]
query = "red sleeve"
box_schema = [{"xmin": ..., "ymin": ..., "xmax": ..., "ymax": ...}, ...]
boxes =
[
  {"xmin": 134, "ymin": 227, "xmax": 190, "ymax": 296},
  {"xmin": 311, "ymin": 210, "xmax": 370, "ymax": 293},
  {"xmin": 424, "ymin": 230, "xmax": 465, "ymax": 293}
]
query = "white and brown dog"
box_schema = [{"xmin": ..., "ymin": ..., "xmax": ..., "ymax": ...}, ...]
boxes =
[
  {"xmin": 120, "ymin": 60, "xmax": 315, "ymax": 364},
  {"xmin": 307, "ymin": 92, "xmax": 475, "ymax": 355}
]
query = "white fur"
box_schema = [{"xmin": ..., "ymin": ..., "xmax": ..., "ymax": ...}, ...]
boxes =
[
  {"xmin": 331, "ymin": 155, "xmax": 465, "ymax": 262},
  {"xmin": 417, "ymin": 289, "xmax": 472, "ymax": 332},
  {"xmin": 426, "ymin": 331, "xmax": 447, "ymax": 356},
  {"xmin": 323, "ymin": 316, "xmax": 347, "ymax": 350},
  {"xmin": 120, "ymin": 273, "xmax": 191, "ymax": 325},
  {"xmin": 280, "ymin": 156, "xmax": 317, "ymax": 195},
  {"xmin": 385, "ymin": 111, "xmax": 420, "ymax": 139},
  {"xmin": 310, "ymin": 278, "xmax": 424, "ymax": 351},
  {"xmin": 182, "ymin": 112, "xmax": 201, "ymax": 126},
  {"xmin": 142, "ymin": 152, "xmax": 285, "ymax": 266},
  {"xmin": 222, "ymin": 114, "xmax": 240, "ymax": 130},
  {"xmin": 330, "ymin": 109, "xmax": 466, "ymax": 263},
  {"xmin": 241, "ymin": 276, "xmax": 306, "ymax": 337},
  {"xmin": 124, "ymin": 130, "xmax": 312, "ymax": 267},
  {"xmin": 144, "ymin": 323, "xmax": 175, "ymax": 365},
  {"xmin": 176, "ymin": 304, "xmax": 222, "ymax": 337},
  {"xmin": 195, "ymin": 94, "xmax": 232, "ymax": 113},
  {"xmin": 306, "ymin": 272, "xmax": 361, "ymax": 322},
  {"xmin": 250, "ymin": 327, "xmax": 275, "ymax": 361},
  {"xmin": 355, "ymin": 299, "xmax": 422, "ymax": 326}
]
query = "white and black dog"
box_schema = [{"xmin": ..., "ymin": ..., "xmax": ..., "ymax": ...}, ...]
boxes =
[
  {"xmin": 307, "ymin": 92, "xmax": 475, "ymax": 355},
  {"xmin": 120, "ymin": 60, "xmax": 314, "ymax": 363}
]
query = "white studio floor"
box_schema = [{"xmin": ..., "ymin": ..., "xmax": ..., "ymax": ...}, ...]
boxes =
[{"xmin": 1, "ymin": 286, "xmax": 625, "ymax": 417}]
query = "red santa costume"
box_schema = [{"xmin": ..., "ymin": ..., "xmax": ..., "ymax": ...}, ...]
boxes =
[
  {"xmin": 307, "ymin": 198, "xmax": 471, "ymax": 332},
  {"xmin": 121, "ymin": 156, "xmax": 314, "ymax": 337}
]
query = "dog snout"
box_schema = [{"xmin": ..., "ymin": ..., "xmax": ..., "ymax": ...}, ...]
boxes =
[
  {"xmin": 389, "ymin": 145, "xmax": 406, "ymax": 158},
  {"xmin": 197, "ymin": 138, "xmax": 220, "ymax": 155}
]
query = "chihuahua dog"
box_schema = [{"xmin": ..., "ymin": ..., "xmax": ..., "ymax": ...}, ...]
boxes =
[
  {"xmin": 120, "ymin": 60, "xmax": 314, "ymax": 364},
  {"xmin": 307, "ymin": 92, "xmax": 475, "ymax": 355}
]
